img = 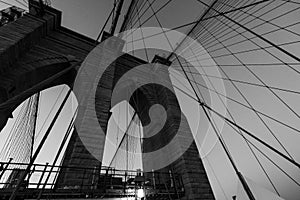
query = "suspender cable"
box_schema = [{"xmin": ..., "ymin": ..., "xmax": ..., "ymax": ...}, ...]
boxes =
[
  {"xmin": 9, "ymin": 89, "xmax": 72, "ymax": 200},
  {"xmin": 122, "ymin": 0, "xmax": 277, "ymax": 46},
  {"xmin": 130, "ymin": 0, "xmax": 157, "ymax": 29},
  {"xmin": 145, "ymin": 1, "xmax": 256, "ymax": 198},
  {"xmin": 95, "ymin": 6, "xmax": 115, "ymax": 43},
  {"xmin": 182, "ymin": 45, "xmax": 280, "ymax": 195},
  {"xmin": 120, "ymin": 0, "xmax": 136, "ymax": 32},
  {"xmin": 226, "ymin": 121, "xmax": 300, "ymax": 188},
  {"xmin": 201, "ymin": 103, "xmax": 256, "ymax": 200},
  {"xmin": 188, "ymin": 8, "xmax": 296, "ymax": 161},
  {"xmin": 203, "ymin": 103, "xmax": 300, "ymax": 169},
  {"xmin": 174, "ymin": 70, "xmax": 300, "ymax": 95},
  {"xmin": 195, "ymin": 0, "xmax": 300, "ymax": 122},
  {"xmin": 37, "ymin": 107, "xmax": 78, "ymax": 200},
  {"xmin": 169, "ymin": 78, "xmax": 300, "ymax": 170},
  {"xmin": 196, "ymin": 0, "xmax": 300, "ymax": 74},
  {"xmin": 30, "ymin": 92, "xmax": 40, "ymax": 160},
  {"xmin": 108, "ymin": 112, "xmax": 137, "ymax": 167},
  {"xmin": 167, "ymin": 0, "xmax": 219, "ymax": 61},
  {"xmin": 123, "ymin": 0, "xmax": 172, "ymax": 40},
  {"xmin": 135, "ymin": 4, "xmax": 149, "ymax": 62},
  {"xmin": 170, "ymin": 68, "xmax": 300, "ymax": 134},
  {"xmin": 110, "ymin": 0, "xmax": 125, "ymax": 35},
  {"xmin": 194, "ymin": 0, "xmax": 298, "ymax": 160}
]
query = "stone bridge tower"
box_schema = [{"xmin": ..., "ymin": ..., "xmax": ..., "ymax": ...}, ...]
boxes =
[{"xmin": 0, "ymin": 1, "xmax": 215, "ymax": 199}]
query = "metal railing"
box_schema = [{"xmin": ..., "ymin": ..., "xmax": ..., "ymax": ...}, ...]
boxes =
[{"xmin": 0, "ymin": 160, "xmax": 184, "ymax": 199}]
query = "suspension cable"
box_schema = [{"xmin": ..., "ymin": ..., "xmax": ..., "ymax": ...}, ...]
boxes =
[
  {"xmin": 181, "ymin": 46, "xmax": 280, "ymax": 195},
  {"xmin": 205, "ymin": 156, "xmax": 230, "ymax": 200},
  {"xmin": 37, "ymin": 106, "xmax": 78, "ymax": 200},
  {"xmin": 197, "ymin": 2, "xmax": 300, "ymax": 121},
  {"xmin": 172, "ymin": 69, "xmax": 300, "ymax": 95},
  {"xmin": 176, "ymin": 0, "xmax": 291, "ymax": 62},
  {"xmin": 170, "ymin": 69, "xmax": 300, "ymax": 135},
  {"xmin": 146, "ymin": 1, "xmax": 257, "ymax": 199},
  {"xmin": 108, "ymin": 112, "xmax": 137, "ymax": 167},
  {"xmin": 226, "ymin": 121, "xmax": 300, "ymax": 188},
  {"xmin": 196, "ymin": 0, "xmax": 300, "ymax": 73},
  {"xmin": 192, "ymin": 16, "xmax": 296, "ymax": 160},
  {"xmin": 135, "ymin": 3, "xmax": 149, "ymax": 62},
  {"xmin": 9, "ymin": 89, "xmax": 72, "ymax": 200},
  {"xmin": 95, "ymin": 5, "xmax": 115, "ymax": 43}
]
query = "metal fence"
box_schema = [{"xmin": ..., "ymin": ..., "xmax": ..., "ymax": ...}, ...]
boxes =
[{"xmin": 0, "ymin": 160, "xmax": 184, "ymax": 199}]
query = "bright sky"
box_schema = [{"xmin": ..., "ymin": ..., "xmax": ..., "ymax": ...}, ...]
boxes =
[{"xmin": 0, "ymin": 0, "xmax": 300, "ymax": 199}]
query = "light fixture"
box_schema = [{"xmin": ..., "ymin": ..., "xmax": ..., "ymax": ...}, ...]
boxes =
[{"xmin": 137, "ymin": 188, "xmax": 145, "ymax": 198}]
